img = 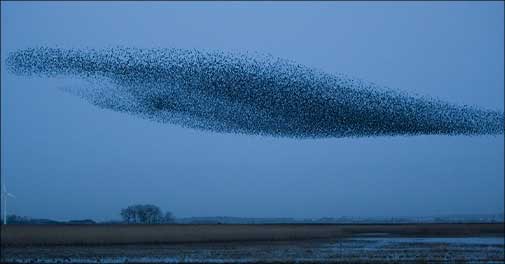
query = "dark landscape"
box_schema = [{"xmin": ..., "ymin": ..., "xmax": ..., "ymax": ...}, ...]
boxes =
[{"xmin": 1, "ymin": 223, "xmax": 504, "ymax": 263}]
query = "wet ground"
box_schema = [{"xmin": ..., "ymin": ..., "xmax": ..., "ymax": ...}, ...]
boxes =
[{"xmin": 1, "ymin": 235, "xmax": 504, "ymax": 263}]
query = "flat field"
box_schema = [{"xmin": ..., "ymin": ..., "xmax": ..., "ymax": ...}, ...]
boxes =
[
  {"xmin": 1, "ymin": 223, "xmax": 503, "ymax": 246},
  {"xmin": 1, "ymin": 224, "xmax": 503, "ymax": 263}
]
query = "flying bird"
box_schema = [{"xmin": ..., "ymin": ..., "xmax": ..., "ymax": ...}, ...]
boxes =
[{"xmin": 6, "ymin": 47, "xmax": 504, "ymax": 138}]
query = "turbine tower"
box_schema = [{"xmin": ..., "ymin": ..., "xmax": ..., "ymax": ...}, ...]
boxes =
[{"xmin": 2, "ymin": 182, "xmax": 15, "ymax": 225}]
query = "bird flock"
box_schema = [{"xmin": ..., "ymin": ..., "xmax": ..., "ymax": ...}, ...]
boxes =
[{"xmin": 6, "ymin": 47, "xmax": 504, "ymax": 138}]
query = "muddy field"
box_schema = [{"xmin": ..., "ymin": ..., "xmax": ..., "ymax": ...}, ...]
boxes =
[
  {"xmin": 1, "ymin": 224, "xmax": 504, "ymax": 263},
  {"xmin": 1, "ymin": 235, "xmax": 504, "ymax": 263}
]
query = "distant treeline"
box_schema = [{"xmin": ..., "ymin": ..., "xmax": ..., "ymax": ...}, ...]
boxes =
[
  {"xmin": 174, "ymin": 214, "xmax": 505, "ymax": 224},
  {"xmin": 4, "ymin": 204, "xmax": 175, "ymax": 225},
  {"xmin": 120, "ymin": 204, "xmax": 174, "ymax": 224},
  {"xmin": 3, "ymin": 209, "xmax": 504, "ymax": 225},
  {"xmin": 5, "ymin": 215, "xmax": 97, "ymax": 225}
]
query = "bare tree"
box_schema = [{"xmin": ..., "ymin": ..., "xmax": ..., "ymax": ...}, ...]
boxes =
[{"xmin": 120, "ymin": 204, "xmax": 170, "ymax": 224}]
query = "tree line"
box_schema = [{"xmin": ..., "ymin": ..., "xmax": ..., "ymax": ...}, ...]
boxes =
[
  {"xmin": 2, "ymin": 204, "xmax": 174, "ymax": 224},
  {"xmin": 120, "ymin": 204, "xmax": 174, "ymax": 224}
]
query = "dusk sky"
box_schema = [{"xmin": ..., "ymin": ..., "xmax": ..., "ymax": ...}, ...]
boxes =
[{"xmin": 1, "ymin": 2, "xmax": 503, "ymax": 221}]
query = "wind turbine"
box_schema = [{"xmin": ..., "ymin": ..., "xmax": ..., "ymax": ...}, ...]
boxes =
[{"xmin": 2, "ymin": 182, "xmax": 15, "ymax": 225}]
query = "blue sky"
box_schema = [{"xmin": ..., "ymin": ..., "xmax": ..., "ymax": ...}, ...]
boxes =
[{"xmin": 1, "ymin": 2, "xmax": 503, "ymax": 221}]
